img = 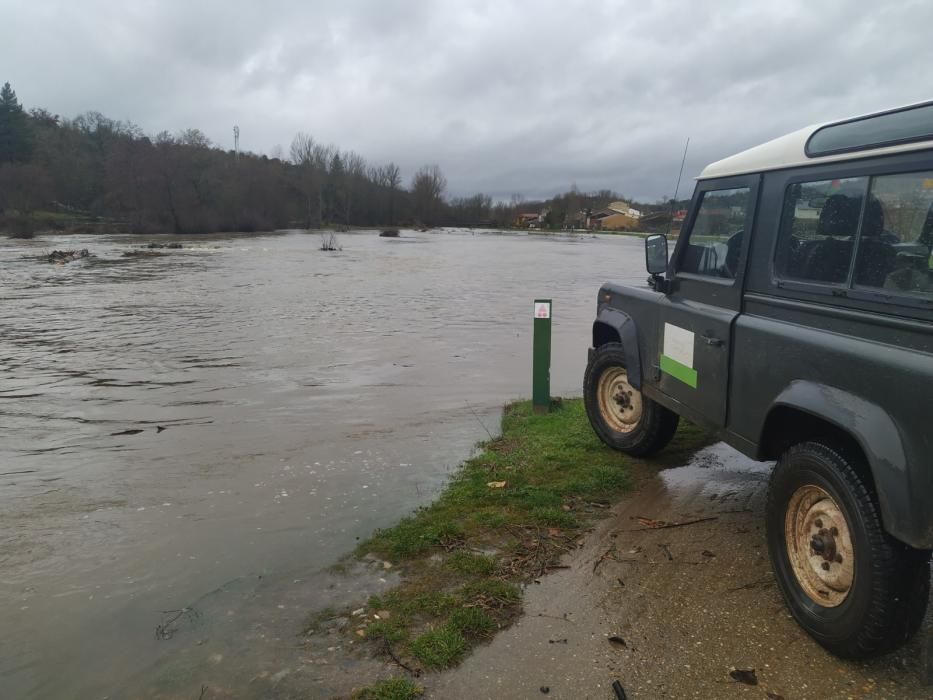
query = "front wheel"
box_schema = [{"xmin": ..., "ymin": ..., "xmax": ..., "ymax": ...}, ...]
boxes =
[
  {"xmin": 766, "ymin": 440, "xmax": 931, "ymax": 658},
  {"xmin": 583, "ymin": 343, "xmax": 678, "ymax": 457}
]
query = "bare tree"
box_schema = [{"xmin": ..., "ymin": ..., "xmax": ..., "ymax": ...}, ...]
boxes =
[
  {"xmin": 176, "ymin": 128, "xmax": 212, "ymax": 149},
  {"xmin": 290, "ymin": 132, "xmax": 325, "ymax": 228},
  {"xmin": 411, "ymin": 164, "xmax": 446, "ymax": 226},
  {"xmin": 369, "ymin": 161, "xmax": 402, "ymax": 225},
  {"xmin": 382, "ymin": 162, "xmax": 401, "ymax": 225},
  {"xmin": 342, "ymin": 151, "xmax": 366, "ymax": 225}
]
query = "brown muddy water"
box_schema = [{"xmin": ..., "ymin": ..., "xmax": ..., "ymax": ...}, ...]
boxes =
[{"xmin": 0, "ymin": 229, "xmax": 648, "ymax": 699}]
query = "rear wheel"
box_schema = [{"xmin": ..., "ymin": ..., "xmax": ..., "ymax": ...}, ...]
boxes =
[
  {"xmin": 766, "ymin": 440, "xmax": 931, "ymax": 658},
  {"xmin": 583, "ymin": 343, "xmax": 678, "ymax": 457}
]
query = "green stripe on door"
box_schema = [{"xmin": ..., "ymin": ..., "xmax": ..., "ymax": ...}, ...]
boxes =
[{"xmin": 660, "ymin": 354, "xmax": 698, "ymax": 388}]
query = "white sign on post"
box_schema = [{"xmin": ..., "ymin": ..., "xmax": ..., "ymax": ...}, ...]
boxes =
[{"xmin": 534, "ymin": 302, "xmax": 551, "ymax": 319}]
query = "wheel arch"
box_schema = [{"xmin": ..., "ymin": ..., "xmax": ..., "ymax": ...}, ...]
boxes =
[
  {"xmin": 593, "ymin": 307, "xmax": 643, "ymax": 389},
  {"xmin": 758, "ymin": 380, "xmax": 917, "ymax": 547}
]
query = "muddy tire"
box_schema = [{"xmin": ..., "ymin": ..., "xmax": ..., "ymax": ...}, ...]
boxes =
[
  {"xmin": 583, "ymin": 343, "xmax": 679, "ymax": 457},
  {"xmin": 766, "ymin": 440, "xmax": 931, "ymax": 658}
]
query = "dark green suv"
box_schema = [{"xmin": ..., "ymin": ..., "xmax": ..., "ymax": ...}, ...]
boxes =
[{"xmin": 584, "ymin": 101, "xmax": 933, "ymax": 659}]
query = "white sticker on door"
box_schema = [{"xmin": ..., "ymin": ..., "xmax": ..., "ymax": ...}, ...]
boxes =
[{"xmin": 663, "ymin": 323, "xmax": 694, "ymax": 368}]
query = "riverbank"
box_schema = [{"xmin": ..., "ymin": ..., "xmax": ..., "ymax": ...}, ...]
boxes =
[
  {"xmin": 322, "ymin": 399, "xmax": 712, "ymax": 698},
  {"xmin": 321, "ymin": 399, "xmax": 933, "ymax": 700}
]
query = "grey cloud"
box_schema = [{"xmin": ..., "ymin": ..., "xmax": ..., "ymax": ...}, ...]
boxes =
[{"xmin": 2, "ymin": 0, "xmax": 932, "ymax": 201}]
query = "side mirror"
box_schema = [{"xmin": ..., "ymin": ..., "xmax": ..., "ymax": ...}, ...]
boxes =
[{"xmin": 645, "ymin": 234, "xmax": 669, "ymax": 276}]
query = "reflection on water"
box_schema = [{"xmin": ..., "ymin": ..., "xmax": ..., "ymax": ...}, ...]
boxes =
[{"xmin": 0, "ymin": 229, "xmax": 648, "ymax": 698}]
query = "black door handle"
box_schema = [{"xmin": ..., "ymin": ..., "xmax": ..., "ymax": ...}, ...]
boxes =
[{"xmin": 702, "ymin": 333, "xmax": 724, "ymax": 347}]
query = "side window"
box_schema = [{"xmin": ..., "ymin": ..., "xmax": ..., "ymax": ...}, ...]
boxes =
[
  {"xmin": 774, "ymin": 177, "xmax": 867, "ymax": 284},
  {"xmin": 853, "ymin": 172, "xmax": 933, "ymax": 296},
  {"xmin": 678, "ymin": 187, "xmax": 749, "ymax": 279}
]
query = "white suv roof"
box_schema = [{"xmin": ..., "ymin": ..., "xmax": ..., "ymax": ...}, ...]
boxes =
[{"xmin": 699, "ymin": 100, "xmax": 933, "ymax": 181}]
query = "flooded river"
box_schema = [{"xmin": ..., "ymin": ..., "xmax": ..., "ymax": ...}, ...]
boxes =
[{"xmin": 0, "ymin": 229, "xmax": 648, "ymax": 698}]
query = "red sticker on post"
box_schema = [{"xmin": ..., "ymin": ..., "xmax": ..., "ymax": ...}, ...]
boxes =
[{"xmin": 534, "ymin": 302, "xmax": 551, "ymax": 319}]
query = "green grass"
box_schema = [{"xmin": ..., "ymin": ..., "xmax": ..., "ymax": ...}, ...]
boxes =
[
  {"xmin": 353, "ymin": 678, "xmax": 423, "ymax": 700},
  {"xmin": 409, "ymin": 626, "xmax": 467, "ymax": 669},
  {"xmin": 337, "ymin": 399, "xmax": 711, "ymax": 676},
  {"xmin": 447, "ymin": 607, "xmax": 496, "ymax": 638},
  {"xmin": 445, "ymin": 551, "xmax": 496, "ymax": 576}
]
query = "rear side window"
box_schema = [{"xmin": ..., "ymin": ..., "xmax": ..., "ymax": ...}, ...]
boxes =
[
  {"xmin": 853, "ymin": 172, "xmax": 933, "ymax": 296},
  {"xmin": 774, "ymin": 171, "xmax": 933, "ymax": 301},
  {"xmin": 678, "ymin": 187, "xmax": 749, "ymax": 279},
  {"xmin": 774, "ymin": 178, "xmax": 867, "ymax": 283}
]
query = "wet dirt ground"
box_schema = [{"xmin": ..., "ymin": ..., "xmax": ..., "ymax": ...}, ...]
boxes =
[{"xmin": 430, "ymin": 443, "xmax": 933, "ymax": 700}]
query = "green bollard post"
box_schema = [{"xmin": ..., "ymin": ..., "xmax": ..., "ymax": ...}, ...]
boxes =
[{"xmin": 532, "ymin": 299, "xmax": 552, "ymax": 414}]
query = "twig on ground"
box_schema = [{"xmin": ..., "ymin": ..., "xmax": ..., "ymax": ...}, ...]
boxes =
[
  {"xmin": 622, "ymin": 516, "xmax": 718, "ymax": 532},
  {"xmin": 536, "ymin": 612, "xmax": 575, "ymax": 623},
  {"xmin": 465, "ymin": 400, "xmax": 494, "ymax": 441},
  {"xmin": 382, "ymin": 638, "xmax": 421, "ymax": 677},
  {"xmin": 727, "ymin": 576, "xmax": 774, "ymax": 592},
  {"xmin": 593, "ymin": 546, "xmax": 616, "ymax": 574}
]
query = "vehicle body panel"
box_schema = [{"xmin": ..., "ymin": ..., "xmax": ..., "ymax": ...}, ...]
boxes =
[{"xmin": 591, "ymin": 145, "xmax": 933, "ymax": 549}]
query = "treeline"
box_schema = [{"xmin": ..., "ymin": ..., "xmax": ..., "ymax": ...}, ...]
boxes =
[
  {"xmin": 0, "ymin": 80, "xmax": 679, "ymax": 236},
  {"xmin": 0, "ymin": 81, "xmax": 499, "ymax": 234}
]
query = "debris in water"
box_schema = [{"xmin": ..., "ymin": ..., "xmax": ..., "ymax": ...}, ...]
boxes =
[
  {"xmin": 155, "ymin": 607, "xmax": 199, "ymax": 640},
  {"xmin": 111, "ymin": 429, "xmax": 144, "ymax": 436},
  {"xmin": 611, "ymin": 680, "xmax": 627, "ymax": 699},
  {"xmin": 48, "ymin": 249, "xmax": 90, "ymax": 264},
  {"xmin": 320, "ymin": 231, "xmax": 342, "ymax": 251},
  {"xmin": 729, "ymin": 668, "xmax": 759, "ymax": 686},
  {"xmin": 379, "ymin": 229, "xmax": 400, "ymax": 237},
  {"xmin": 539, "ymin": 686, "xmax": 549, "ymax": 694},
  {"xmin": 658, "ymin": 543, "xmax": 674, "ymax": 561},
  {"xmin": 122, "ymin": 250, "xmax": 162, "ymax": 257}
]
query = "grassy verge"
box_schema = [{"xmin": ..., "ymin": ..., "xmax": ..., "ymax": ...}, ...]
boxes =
[{"xmin": 335, "ymin": 398, "xmax": 711, "ymax": 695}]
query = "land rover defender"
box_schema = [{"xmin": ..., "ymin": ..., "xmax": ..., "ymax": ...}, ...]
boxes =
[{"xmin": 584, "ymin": 101, "xmax": 933, "ymax": 658}]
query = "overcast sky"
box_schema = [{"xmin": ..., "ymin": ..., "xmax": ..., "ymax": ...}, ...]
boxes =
[{"xmin": 2, "ymin": 0, "xmax": 932, "ymax": 202}]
